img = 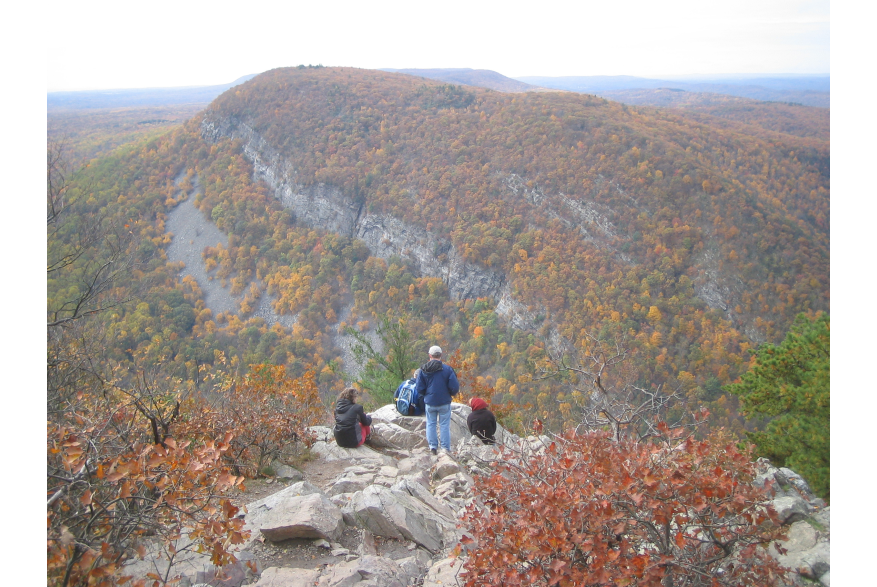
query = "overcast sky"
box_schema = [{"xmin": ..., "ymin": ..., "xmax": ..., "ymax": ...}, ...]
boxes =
[{"xmin": 46, "ymin": 0, "xmax": 829, "ymax": 91}]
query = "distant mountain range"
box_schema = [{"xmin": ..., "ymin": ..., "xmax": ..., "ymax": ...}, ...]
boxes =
[
  {"xmin": 381, "ymin": 68, "xmax": 546, "ymax": 93},
  {"xmin": 515, "ymin": 75, "xmax": 830, "ymax": 108},
  {"xmin": 47, "ymin": 74, "xmax": 259, "ymax": 110}
]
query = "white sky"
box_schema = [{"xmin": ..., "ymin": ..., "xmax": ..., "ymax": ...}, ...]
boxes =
[{"xmin": 46, "ymin": 0, "xmax": 829, "ymax": 91}]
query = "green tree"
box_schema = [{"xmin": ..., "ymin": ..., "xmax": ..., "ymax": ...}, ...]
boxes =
[
  {"xmin": 345, "ymin": 312, "xmax": 423, "ymax": 407},
  {"xmin": 727, "ymin": 312, "xmax": 829, "ymax": 499}
]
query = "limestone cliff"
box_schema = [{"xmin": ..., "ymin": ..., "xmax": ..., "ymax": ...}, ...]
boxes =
[{"xmin": 200, "ymin": 114, "xmax": 505, "ymax": 303}]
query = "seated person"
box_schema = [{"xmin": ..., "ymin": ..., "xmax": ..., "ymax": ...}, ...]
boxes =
[
  {"xmin": 467, "ymin": 397, "xmax": 497, "ymax": 445},
  {"xmin": 333, "ymin": 388, "xmax": 372, "ymax": 448}
]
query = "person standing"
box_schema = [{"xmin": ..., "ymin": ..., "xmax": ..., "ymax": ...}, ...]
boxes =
[
  {"xmin": 333, "ymin": 388, "xmax": 372, "ymax": 448},
  {"xmin": 415, "ymin": 346, "xmax": 459, "ymax": 455},
  {"xmin": 467, "ymin": 397, "xmax": 497, "ymax": 445}
]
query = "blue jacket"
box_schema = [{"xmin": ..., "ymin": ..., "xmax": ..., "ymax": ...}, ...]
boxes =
[{"xmin": 415, "ymin": 360, "xmax": 459, "ymax": 406}]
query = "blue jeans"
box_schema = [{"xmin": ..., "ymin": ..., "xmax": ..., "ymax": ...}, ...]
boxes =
[{"xmin": 425, "ymin": 403, "xmax": 452, "ymax": 451}]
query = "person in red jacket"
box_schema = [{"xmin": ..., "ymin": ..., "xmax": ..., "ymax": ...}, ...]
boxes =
[
  {"xmin": 333, "ymin": 388, "xmax": 372, "ymax": 448},
  {"xmin": 467, "ymin": 397, "xmax": 497, "ymax": 445}
]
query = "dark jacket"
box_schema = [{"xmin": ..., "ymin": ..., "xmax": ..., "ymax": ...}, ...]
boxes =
[
  {"xmin": 334, "ymin": 398, "xmax": 372, "ymax": 448},
  {"xmin": 415, "ymin": 359, "xmax": 460, "ymax": 406},
  {"xmin": 467, "ymin": 399, "xmax": 497, "ymax": 444}
]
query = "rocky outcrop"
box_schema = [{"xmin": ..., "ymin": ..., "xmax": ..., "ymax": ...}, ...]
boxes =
[
  {"xmin": 200, "ymin": 114, "xmax": 504, "ymax": 302},
  {"xmin": 127, "ymin": 405, "xmax": 830, "ymax": 587},
  {"xmin": 755, "ymin": 460, "xmax": 830, "ymax": 586}
]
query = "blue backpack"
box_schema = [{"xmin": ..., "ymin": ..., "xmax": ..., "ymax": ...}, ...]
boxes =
[{"xmin": 395, "ymin": 378, "xmax": 424, "ymax": 416}]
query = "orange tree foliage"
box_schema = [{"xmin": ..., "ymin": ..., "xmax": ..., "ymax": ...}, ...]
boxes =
[
  {"xmin": 47, "ymin": 404, "xmax": 247, "ymax": 587},
  {"xmin": 184, "ymin": 364, "xmax": 325, "ymax": 477},
  {"xmin": 197, "ymin": 66, "xmax": 827, "ymax": 424},
  {"xmin": 459, "ymin": 426, "xmax": 790, "ymax": 587}
]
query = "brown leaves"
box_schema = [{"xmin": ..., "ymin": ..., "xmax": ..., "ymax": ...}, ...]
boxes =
[{"xmin": 461, "ymin": 427, "xmax": 790, "ymax": 587}]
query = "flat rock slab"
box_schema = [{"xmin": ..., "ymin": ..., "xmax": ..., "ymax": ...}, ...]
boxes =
[
  {"xmin": 310, "ymin": 441, "xmax": 396, "ymax": 466},
  {"xmin": 423, "ymin": 556, "xmax": 465, "ymax": 587},
  {"xmin": 254, "ymin": 566, "xmax": 321, "ymax": 586},
  {"xmin": 250, "ymin": 492, "xmax": 345, "ymax": 543},
  {"xmin": 319, "ymin": 555, "xmax": 407, "ymax": 587}
]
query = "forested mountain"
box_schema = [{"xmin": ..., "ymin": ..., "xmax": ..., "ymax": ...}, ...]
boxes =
[{"xmin": 48, "ymin": 66, "xmax": 829, "ymax": 434}]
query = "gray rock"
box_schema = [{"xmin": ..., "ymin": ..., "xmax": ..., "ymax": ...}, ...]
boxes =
[
  {"xmin": 254, "ymin": 566, "xmax": 321, "ymax": 587},
  {"xmin": 310, "ymin": 440, "xmax": 396, "ymax": 466},
  {"xmin": 350, "ymin": 485, "xmax": 456, "ymax": 553},
  {"xmin": 328, "ymin": 473, "xmax": 376, "ymax": 496},
  {"xmin": 769, "ymin": 514, "xmax": 830, "ymax": 584},
  {"xmin": 358, "ymin": 529, "xmax": 377, "ymax": 556},
  {"xmin": 330, "ymin": 493, "xmax": 358, "ymax": 527},
  {"xmin": 320, "ymin": 555, "xmax": 407, "ymax": 587},
  {"xmin": 397, "ymin": 454, "xmax": 433, "ymax": 477},
  {"xmin": 270, "ymin": 462, "xmax": 305, "ymax": 482},
  {"xmin": 812, "ymin": 506, "xmax": 830, "ymax": 533},
  {"xmin": 423, "ymin": 556, "xmax": 465, "ymax": 587},
  {"xmin": 309, "ymin": 425, "xmax": 334, "ymax": 443},
  {"xmin": 370, "ymin": 405, "xmax": 427, "ymax": 431},
  {"xmin": 820, "ymin": 570, "xmax": 830, "ymax": 586},
  {"xmin": 432, "ymin": 454, "xmax": 462, "ymax": 481},
  {"xmin": 772, "ymin": 495, "xmax": 811, "ymax": 524},
  {"xmin": 369, "ymin": 421, "xmax": 428, "ymax": 450},
  {"xmin": 779, "ymin": 467, "xmax": 815, "ymax": 497},
  {"xmin": 392, "ymin": 476, "xmax": 457, "ymax": 520},
  {"xmin": 252, "ymin": 492, "xmax": 345, "ymax": 542}
]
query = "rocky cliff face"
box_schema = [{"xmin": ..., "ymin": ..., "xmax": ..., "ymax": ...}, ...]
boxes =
[{"xmin": 200, "ymin": 114, "xmax": 505, "ymax": 302}]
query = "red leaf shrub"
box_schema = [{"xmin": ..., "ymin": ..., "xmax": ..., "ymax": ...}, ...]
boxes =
[{"xmin": 460, "ymin": 429, "xmax": 790, "ymax": 586}]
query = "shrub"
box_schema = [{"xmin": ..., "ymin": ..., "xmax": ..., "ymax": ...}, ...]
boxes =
[{"xmin": 460, "ymin": 425, "xmax": 790, "ymax": 586}]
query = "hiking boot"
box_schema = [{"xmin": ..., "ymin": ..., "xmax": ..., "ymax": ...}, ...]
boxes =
[{"xmin": 431, "ymin": 448, "xmax": 437, "ymax": 455}]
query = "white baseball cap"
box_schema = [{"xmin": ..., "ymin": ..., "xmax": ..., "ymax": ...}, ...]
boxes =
[{"xmin": 429, "ymin": 345, "xmax": 442, "ymax": 356}]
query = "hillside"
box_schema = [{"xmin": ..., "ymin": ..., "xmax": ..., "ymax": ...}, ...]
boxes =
[
  {"xmin": 200, "ymin": 67, "xmax": 827, "ymax": 424},
  {"xmin": 48, "ymin": 66, "xmax": 829, "ymax": 435},
  {"xmin": 593, "ymin": 89, "xmax": 830, "ymax": 141}
]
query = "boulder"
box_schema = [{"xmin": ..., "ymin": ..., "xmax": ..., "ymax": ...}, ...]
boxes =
[
  {"xmin": 369, "ymin": 421, "xmax": 428, "ymax": 450},
  {"xmin": 270, "ymin": 462, "xmax": 305, "ymax": 482},
  {"xmin": 772, "ymin": 495, "xmax": 811, "ymax": 524},
  {"xmin": 370, "ymin": 404, "xmax": 427, "ymax": 432},
  {"xmin": 249, "ymin": 492, "xmax": 345, "ymax": 542},
  {"xmin": 350, "ymin": 485, "xmax": 457, "ymax": 553},
  {"xmin": 246, "ymin": 480, "xmax": 325, "ymax": 513},
  {"xmin": 769, "ymin": 508, "xmax": 830, "ymax": 585}
]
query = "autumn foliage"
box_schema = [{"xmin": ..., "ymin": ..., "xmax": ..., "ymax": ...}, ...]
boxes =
[
  {"xmin": 185, "ymin": 364, "xmax": 325, "ymax": 477},
  {"xmin": 460, "ymin": 425, "xmax": 789, "ymax": 586}
]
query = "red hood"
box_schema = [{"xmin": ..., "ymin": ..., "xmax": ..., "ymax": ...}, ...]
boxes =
[{"xmin": 469, "ymin": 397, "xmax": 488, "ymax": 411}]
